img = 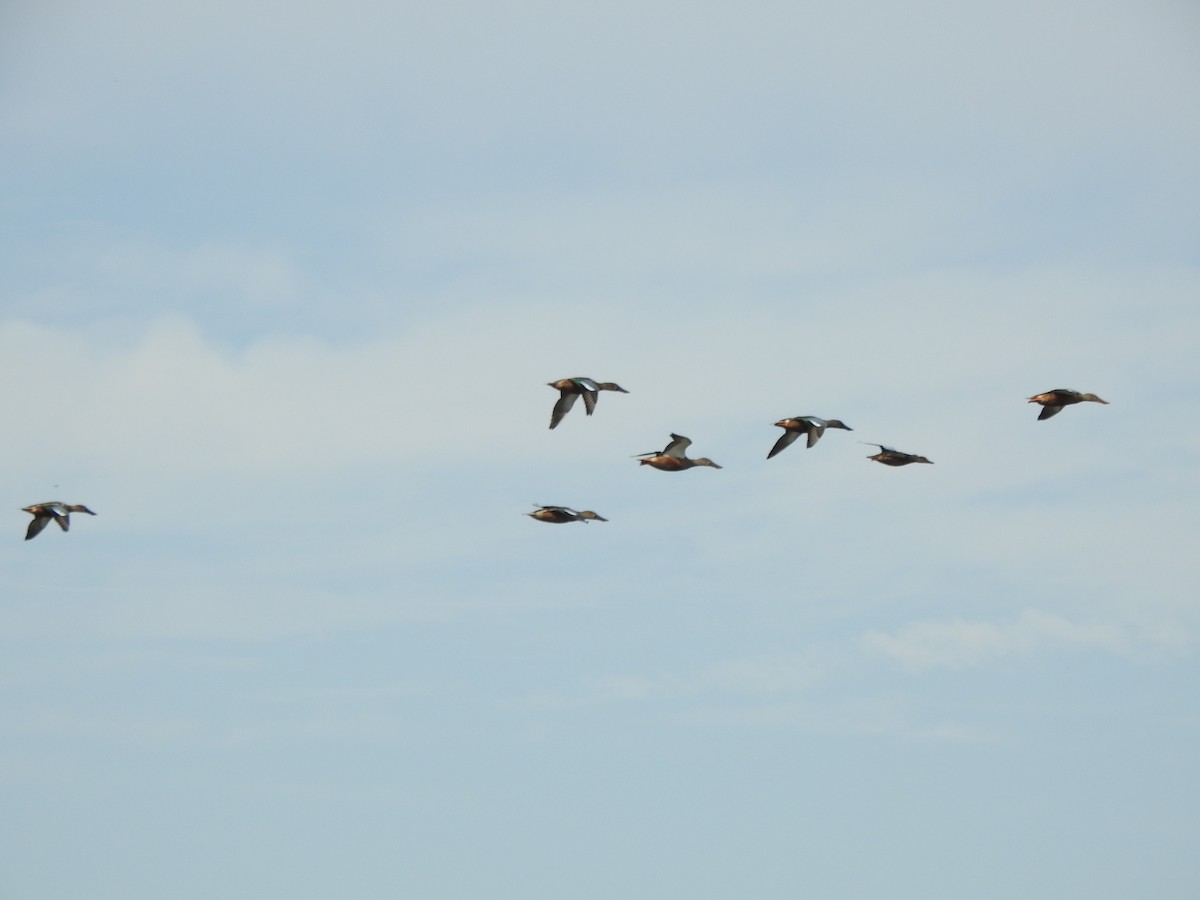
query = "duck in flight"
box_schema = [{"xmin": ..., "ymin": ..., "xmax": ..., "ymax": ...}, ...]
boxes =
[
  {"xmin": 768, "ymin": 416, "xmax": 853, "ymax": 458},
  {"xmin": 527, "ymin": 505, "xmax": 608, "ymax": 524},
  {"xmin": 1027, "ymin": 389, "xmax": 1108, "ymax": 421},
  {"xmin": 635, "ymin": 434, "xmax": 722, "ymax": 471},
  {"xmin": 23, "ymin": 502, "xmax": 97, "ymax": 541},
  {"xmin": 861, "ymin": 444, "xmax": 934, "ymax": 467},
  {"xmin": 547, "ymin": 377, "xmax": 629, "ymax": 429}
]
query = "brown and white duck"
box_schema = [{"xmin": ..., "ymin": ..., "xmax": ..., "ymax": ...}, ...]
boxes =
[
  {"xmin": 768, "ymin": 416, "xmax": 853, "ymax": 458},
  {"xmin": 635, "ymin": 434, "xmax": 722, "ymax": 471},
  {"xmin": 23, "ymin": 502, "xmax": 97, "ymax": 541},
  {"xmin": 547, "ymin": 377, "xmax": 629, "ymax": 429},
  {"xmin": 526, "ymin": 505, "xmax": 608, "ymax": 524}
]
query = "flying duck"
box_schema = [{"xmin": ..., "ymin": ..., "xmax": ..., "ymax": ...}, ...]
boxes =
[
  {"xmin": 768, "ymin": 416, "xmax": 853, "ymax": 458},
  {"xmin": 526, "ymin": 505, "xmax": 608, "ymax": 524},
  {"xmin": 635, "ymin": 434, "xmax": 722, "ymax": 471},
  {"xmin": 1027, "ymin": 389, "xmax": 1108, "ymax": 421},
  {"xmin": 547, "ymin": 377, "xmax": 629, "ymax": 429},
  {"xmin": 23, "ymin": 502, "xmax": 97, "ymax": 541},
  {"xmin": 862, "ymin": 444, "xmax": 934, "ymax": 467}
]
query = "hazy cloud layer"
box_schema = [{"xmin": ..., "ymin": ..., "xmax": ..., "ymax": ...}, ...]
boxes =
[
  {"xmin": 3, "ymin": 1, "xmax": 1199, "ymax": 898},
  {"xmin": 862, "ymin": 610, "xmax": 1191, "ymax": 669}
]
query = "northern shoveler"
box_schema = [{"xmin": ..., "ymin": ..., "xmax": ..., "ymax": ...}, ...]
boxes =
[
  {"xmin": 768, "ymin": 416, "xmax": 853, "ymax": 458},
  {"xmin": 861, "ymin": 444, "xmax": 933, "ymax": 467},
  {"xmin": 547, "ymin": 377, "xmax": 629, "ymax": 429},
  {"xmin": 526, "ymin": 505, "xmax": 608, "ymax": 524},
  {"xmin": 635, "ymin": 434, "xmax": 722, "ymax": 471},
  {"xmin": 1027, "ymin": 389, "xmax": 1108, "ymax": 421},
  {"xmin": 23, "ymin": 502, "xmax": 97, "ymax": 541}
]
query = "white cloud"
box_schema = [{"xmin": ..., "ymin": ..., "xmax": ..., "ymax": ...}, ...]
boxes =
[
  {"xmin": 518, "ymin": 650, "xmax": 835, "ymax": 712},
  {"xmin": 673, "ymin": 703, "xmax": 1001, "ymax": 743},
  {"xmin": 861, "ymin": 609, "xmax": 1190, "ymax": 670}
]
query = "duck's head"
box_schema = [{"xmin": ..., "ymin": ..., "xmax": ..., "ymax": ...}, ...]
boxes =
[
  {"xmin": 578, "ymin": 511, "xmax": 608, "ymax": 522},
  {"xmin": 1080, "ymin": 393, "xmax": 1108, "ymax": 404},
  {"xmin": 692, "ymin": 458, "xmax": 722, "ymax": 469},
  {"xmin": 826, "ymin": 419, "xmax": 852, "ymax": 431}
]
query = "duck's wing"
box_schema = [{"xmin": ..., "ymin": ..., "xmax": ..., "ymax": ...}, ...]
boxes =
[
  {"xmin": 56, "ymin": 513, "xmax": 70, "ymax": 532},
  {"xmin": 1038, "ymin": 404, "xmax": 1063, "ymax": 421},
  {"xmin": 580, "ymin": 389, "xmax": 598, "ymax": 416},
  {"xmin": 806, "ymin": 424, "xmax": 826, "ymax": 448},
  {"xmin": 663, "ymin": 434, "xmax": 692, "ymax": 457},
  {"xmin": 25, "ymin": 515, "xmax": 51, "ymax": 540},
  {"xmin": 549, "ymin": 391, "xmax": 579, "ymax": 429},
  {"xmin": 767, "ymin": 430, "xmax": 801, "ymax": 459}
]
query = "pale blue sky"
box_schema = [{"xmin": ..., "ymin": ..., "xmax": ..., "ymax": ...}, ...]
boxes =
[{"xmin": 3, "ymin": 1, "xmax": 1199, "ymax": 897}]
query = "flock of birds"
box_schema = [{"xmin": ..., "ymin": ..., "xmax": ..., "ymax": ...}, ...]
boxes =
[
  {"xmin": 19, "ymin": 381, "xmax": 1108, "ymax": 539},
  {"xmin": 526, "ymin": 379, "xmax": 1109, "ymax": 526}
]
